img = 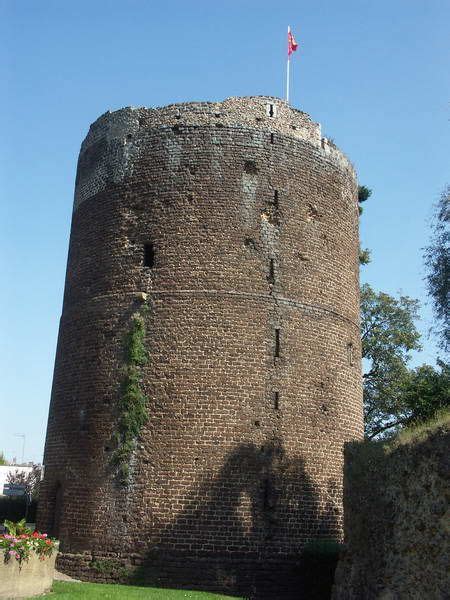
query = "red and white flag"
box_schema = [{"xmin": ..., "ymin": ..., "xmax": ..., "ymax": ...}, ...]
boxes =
[{"xmin": 287, "ymin": 27, "xmax": 298, "ymax": 57}]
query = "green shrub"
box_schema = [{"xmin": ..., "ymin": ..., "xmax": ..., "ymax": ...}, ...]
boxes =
[
  {"xmin": 0, "ymin": 497, "xmax": 37, "ymax": 523},
  {"xmin": 91, "ymin": 558, "xmax": 131, "ymax": 579},
  {"xmin": 111, "ymin": 306, "xmax": 149, "ymax": 485}
]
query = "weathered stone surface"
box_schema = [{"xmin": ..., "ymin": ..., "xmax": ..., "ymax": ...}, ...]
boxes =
[
  {"xmin": 0, "ymin": 550, "xmax": 58, "ymax": 599},
  {"xmin": 332, "ymin": 425, "xmax": 450, "ymax": 600},
  {"xmin": 38, "ymin": 95, "xmax": 363, "ymax": 598}
]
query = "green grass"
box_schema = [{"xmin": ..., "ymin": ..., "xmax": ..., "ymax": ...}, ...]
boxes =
[
  {"xmin": 35, "ymin": 581, "xmax": 242, "ymax": 599},
  {"xmin": 388, "ymin": 407, "xmax": 450, "ymax": 449}
]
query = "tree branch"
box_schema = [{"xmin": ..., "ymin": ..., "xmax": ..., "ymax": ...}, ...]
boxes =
[{"xmin": 367, "ymin": 416, "xmax": 410, "ymax": 439}]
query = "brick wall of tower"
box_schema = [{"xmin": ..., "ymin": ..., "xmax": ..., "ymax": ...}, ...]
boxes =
[{"xmin": 38, "ymin": 96, "xmax": 363, "ymax": 599}]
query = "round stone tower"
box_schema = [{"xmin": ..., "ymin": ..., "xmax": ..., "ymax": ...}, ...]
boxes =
[{"xmin": 38, "ymin": 96, "xmax": 363, "ymax": 598}]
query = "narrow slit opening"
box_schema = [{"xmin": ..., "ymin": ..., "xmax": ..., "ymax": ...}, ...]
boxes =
[
  {"xmin": 347, "ymin": 343, "xmax": 354, "ymax": 366},
  {"xmin": 274, "ymin": 391, "xmax": 280, "ymax": 410},
  {"xmin": 144, "ymin": 243, "xmax": 155, "ymax": 268},
  {"xmin": 273, "ymin": 190, "xmax": 279, "ymax": 207},
  {"xmin": 275, "ymin": 329, "xmax": 280, "ymax": 358},
  {"xmin": 269, "ymin": 259, "xmax": 275, "ymax": 284}
]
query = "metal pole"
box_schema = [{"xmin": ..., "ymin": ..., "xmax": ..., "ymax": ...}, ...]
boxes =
[
  {"xmin": 287, "ymin": 57, "xmax": 290, "ymax": 103},
  {"xmin": 286, "ymin": 26, "xmax": 290, "ymax": 103},
  {"xmin": 14, "ymin": 434, "xmax": 25, "ymax": 464}
]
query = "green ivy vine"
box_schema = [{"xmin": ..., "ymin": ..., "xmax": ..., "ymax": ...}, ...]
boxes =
[{"xmin": 112, "ymin": 304, "xmax": 149, "ymax": 485}]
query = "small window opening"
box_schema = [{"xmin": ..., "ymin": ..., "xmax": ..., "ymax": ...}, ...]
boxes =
[
  {"xmin": 268, "ymin": 259, "xmax": 275, "ymax": 285},
  {"xmin": 244, "ymin": 237, "xmax": 256, "ymax": 251},
  {"xmin": 244, "ymin": 160, "xmax": 258, "ymax": 175},
  {"xmin": 274, "ymin": 328, "xmax": 280, "ymax": 358},
  {"xmin": 347, "ymin": 343, "xmax": 354, "ymax": 366},
  {"xmin": 274, "ymin": 391, "xmax": 280, "ymax": 410},
  {"xmin": 266, "ymin": 103, "xmax": 277, "ymax": 118},
  {"xmin": 144, "ymin": 243, "xmax": 155, "ymax": 268},
  {"xmin": 270, "ymin": 133, "xmax": 275, "ymax": 144}
]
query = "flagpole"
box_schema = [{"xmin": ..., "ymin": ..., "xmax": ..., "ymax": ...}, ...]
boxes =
[{"xmin": 286, "ymin": 26, "xmax": 290, "ymax": 103}]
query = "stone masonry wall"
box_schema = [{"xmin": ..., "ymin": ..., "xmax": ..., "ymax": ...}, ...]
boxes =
[
  {"xmin": 333, "ymin": 421, "xmax": 450, "ymax": 600},
  {"xmin": 38, "ymin": 96, "xmax": 363, "ymax": 599}
]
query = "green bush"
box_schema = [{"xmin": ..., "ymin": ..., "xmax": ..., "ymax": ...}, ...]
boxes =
[{"xmin": 0, "ymin": 497, "xmax": 37, "ymax": 523}]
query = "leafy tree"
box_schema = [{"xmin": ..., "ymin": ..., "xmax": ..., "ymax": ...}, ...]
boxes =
[
  {"xmin": 0, "ymin": 451, "xmax": 7, "ymax": 466},
  {"xmin": 358, "ymin": 187, "xmax": 448, "ymax": 437},
  {"xmin": 424, "ymin": 186, "xmax": 449, "ymax": 352},
  {"xmin": 399, "ymin": 360, "xmax": 450, "ymax": 424},
  {"xmin": 361, "ymin": 284, "xmax": 422, "ymax": 438},
  {"xmin": 7, "ymin": 465, "xmax": 42, "ymax": 499}
]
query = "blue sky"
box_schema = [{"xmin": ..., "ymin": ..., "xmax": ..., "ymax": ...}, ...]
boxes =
[{"xmin": 1, "ymin": 0, "xmax": 449, "ymax": 463}]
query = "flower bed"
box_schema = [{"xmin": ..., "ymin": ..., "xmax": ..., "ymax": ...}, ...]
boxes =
[{"xmin": 0, "ymin": 520, "xmax": 59, "ymax": 599}]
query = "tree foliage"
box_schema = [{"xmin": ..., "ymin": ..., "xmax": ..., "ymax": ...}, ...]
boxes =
[
  {"xmin": 361, "ymin": 284, "xmax": 422, "ymax": 438},
  {"xmin": 0, "ymin": 452, "xmax": 7, "ymax": 466},
  {"xmin": 359, "ymin": 248, "xmax": 371, "ymax": 265},
  {"xmin": 358, "ymin": 185, "xmax": 372, "ymax": 203},
  {"xmin": 358, "ymin": 185, "xmax": 372, "ymax": 215},
  {"xmin": 359, "ymin": 186, "xmax": 448, "ymax": 438},
  {"xmin": 358, "ymin": 184, "xmax": 372, "ymax": 261},
  {"xmin": 424, "ymin": 186, "xmax": 449, "ymax": 352},
  {"xmin": 6, "ymin": 465, "xmax": 42, "ymax": 499},
  {"xmin": 400, "ymin": 361, "xmax": 450, "ymax": 424}
]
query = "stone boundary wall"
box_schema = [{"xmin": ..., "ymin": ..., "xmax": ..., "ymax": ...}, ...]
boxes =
[
  {"xmin": 332, "ymin": 421, "xmax": 449, "ymax": 600},
  {"xmin": 57, "ymin": 552, "xmax": 306, "ymax": 598}
]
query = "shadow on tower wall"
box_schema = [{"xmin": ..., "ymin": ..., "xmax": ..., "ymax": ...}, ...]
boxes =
[{"xmin": 132, "ymin": 437, "xmax": 340, "ymax": 600}]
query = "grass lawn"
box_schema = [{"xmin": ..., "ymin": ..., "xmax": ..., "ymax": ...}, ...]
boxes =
[{"xmin": 35, "ymin": 581, "xmax": 243, "ymax": 599}]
